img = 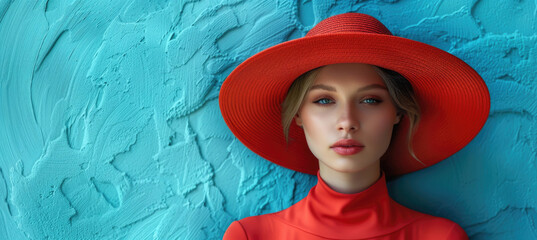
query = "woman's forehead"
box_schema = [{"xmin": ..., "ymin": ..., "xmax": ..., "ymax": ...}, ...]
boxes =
[{"xmin": 313, "ymin": 63, "xmax": 385, "ymax": 86}]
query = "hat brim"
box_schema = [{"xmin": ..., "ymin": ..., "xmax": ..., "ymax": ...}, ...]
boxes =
[{"xmin": 219, "ymin": 33, "xmax": 490, "ymax": 177}]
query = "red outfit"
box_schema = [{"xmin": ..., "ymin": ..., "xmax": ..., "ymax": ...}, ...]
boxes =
[{"xmin": 223, "ymin": 171, "xmax": 468, "ymax": 239}]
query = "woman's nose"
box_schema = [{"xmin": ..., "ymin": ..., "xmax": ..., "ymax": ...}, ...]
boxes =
[{"xmin": 336, "ymin": 103, "xmax": 359, "ymax": 133}]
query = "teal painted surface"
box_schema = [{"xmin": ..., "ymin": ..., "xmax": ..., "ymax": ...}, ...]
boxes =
[{"xmin": 0, "ymin": 0, "xmax": 536, "ymax": 239}]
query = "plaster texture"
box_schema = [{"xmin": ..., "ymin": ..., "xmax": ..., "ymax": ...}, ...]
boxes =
[{"xmin": 0, "ymin": 0, "xmax": 536, "ymax": 239}]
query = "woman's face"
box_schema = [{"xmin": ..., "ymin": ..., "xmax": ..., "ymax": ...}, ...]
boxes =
[{"xmin": 294, "ymin": 63, "xmax": 401, "ymax": 174}]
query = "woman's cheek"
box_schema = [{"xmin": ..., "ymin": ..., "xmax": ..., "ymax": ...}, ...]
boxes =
[
  {"xmin": 367, "ymin": 113, "xmax": 396, "ymax": 144},
  {"xmin": 307, "ymin": 112, "xmax": 329, "ymax": 137}
]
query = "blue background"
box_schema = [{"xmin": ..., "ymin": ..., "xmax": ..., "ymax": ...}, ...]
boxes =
[{"xmin": 1, "ymin": 0, "xmax": 536, "ymax": 239}]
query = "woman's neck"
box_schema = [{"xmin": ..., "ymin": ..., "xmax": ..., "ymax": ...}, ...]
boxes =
[{"xmin": 318, "ymin": 162, "xmax": 382, "ymax": 194}]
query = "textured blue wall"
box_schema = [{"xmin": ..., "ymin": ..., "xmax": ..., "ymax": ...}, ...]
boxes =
[{"xmin": 0, "ymin": 0, "xmax": 536, "ymax": 239}]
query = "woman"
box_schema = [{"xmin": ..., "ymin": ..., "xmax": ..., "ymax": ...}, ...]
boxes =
[{"xmin": 219, "ymin": 13, "xmax": 489, "ymax": 239}]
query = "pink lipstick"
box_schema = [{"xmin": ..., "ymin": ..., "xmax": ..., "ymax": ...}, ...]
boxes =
[{"xmin": 330, "ymin": 139, "xmax": 364, "ymax": 155}]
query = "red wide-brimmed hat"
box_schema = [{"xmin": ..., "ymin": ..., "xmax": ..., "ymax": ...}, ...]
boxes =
[{"xmin": 219, "ymin": 13, "xmax": 490, "ymax": 177}]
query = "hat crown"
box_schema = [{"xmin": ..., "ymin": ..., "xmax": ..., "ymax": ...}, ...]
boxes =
[{"xmin": 306, "ymin": 13, "xmax": 392, "ymax": 37}]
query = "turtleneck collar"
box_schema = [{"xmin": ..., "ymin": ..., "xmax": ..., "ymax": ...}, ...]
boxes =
[
  {"xmin": 273, "ymin": 170, "xmax": 425, "ymax": 239},
  {"xmin": 314, "ymin": 170, "xmax": 388, "ymax": 212}
]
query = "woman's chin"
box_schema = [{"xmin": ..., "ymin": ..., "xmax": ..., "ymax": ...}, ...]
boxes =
[{"xmin": 320, "ymin": 157, "xmax": 379, "ymax": 174}]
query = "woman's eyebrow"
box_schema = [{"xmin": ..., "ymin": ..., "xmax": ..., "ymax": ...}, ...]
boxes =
[
  {"xmin": 309, "ymin": 84, "xmax": 336, "ymax": 91},
  {"xmin": 309, "ymin": 83, "xmax": 387, "ymax": 92}
]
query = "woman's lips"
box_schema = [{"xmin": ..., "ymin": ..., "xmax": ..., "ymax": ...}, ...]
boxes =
[
  {"xmin": 330, "ymin": 139, "xmax": 364, "ymax": 155},
  {"xmin": 331, "ymin": 146, "xmax": 364, "ymax": 155}
]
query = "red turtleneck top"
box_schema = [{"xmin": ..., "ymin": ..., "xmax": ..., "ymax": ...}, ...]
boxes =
[{"xmin": 223, "ymin": 171, "xmax": 468, "ymax": 239}]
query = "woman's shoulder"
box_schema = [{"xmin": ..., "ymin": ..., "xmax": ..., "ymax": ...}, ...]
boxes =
[
  {"xmin": 407, "ymin": 214, "xmax": 469, "ymax": 240},
  {"xmin": 386, "ymin": 200, "xmax": 468, "ymax": 239},
  {"xmin": 233, "ymin": 212, "xmax": 278, "ymax": 225},
  {"xmin": 223, "ymin": 220, "xmax": 247, "ymax": 240},
  {"xmin": 388, "ymin": 199, "xmax": 468, "ymax": 239},
  {"xmin": 223, "ymin": 213, "xmax": 279, "ymax": 240}
]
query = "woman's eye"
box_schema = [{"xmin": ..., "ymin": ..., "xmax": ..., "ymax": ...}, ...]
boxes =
[
  {"xmin": 362, "ymin": 98, "xmax": 382, "ymax": 104},
  {"xmin": 313, "ymin": 98, "xmax": 333, "ymax": 105}
]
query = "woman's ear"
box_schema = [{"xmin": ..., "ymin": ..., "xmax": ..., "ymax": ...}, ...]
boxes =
[
  {"xmin": 394, "ymin": 113, "xmax": 402, "ymax": 124},
  {"xmin": 294, "ymin": 113, "xmax": 303, "ymax": 127}
]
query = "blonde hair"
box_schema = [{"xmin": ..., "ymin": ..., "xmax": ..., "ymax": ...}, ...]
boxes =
[{"xmin": 281, "ymin": 65, "xmax": 423, "ymax": 165}]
